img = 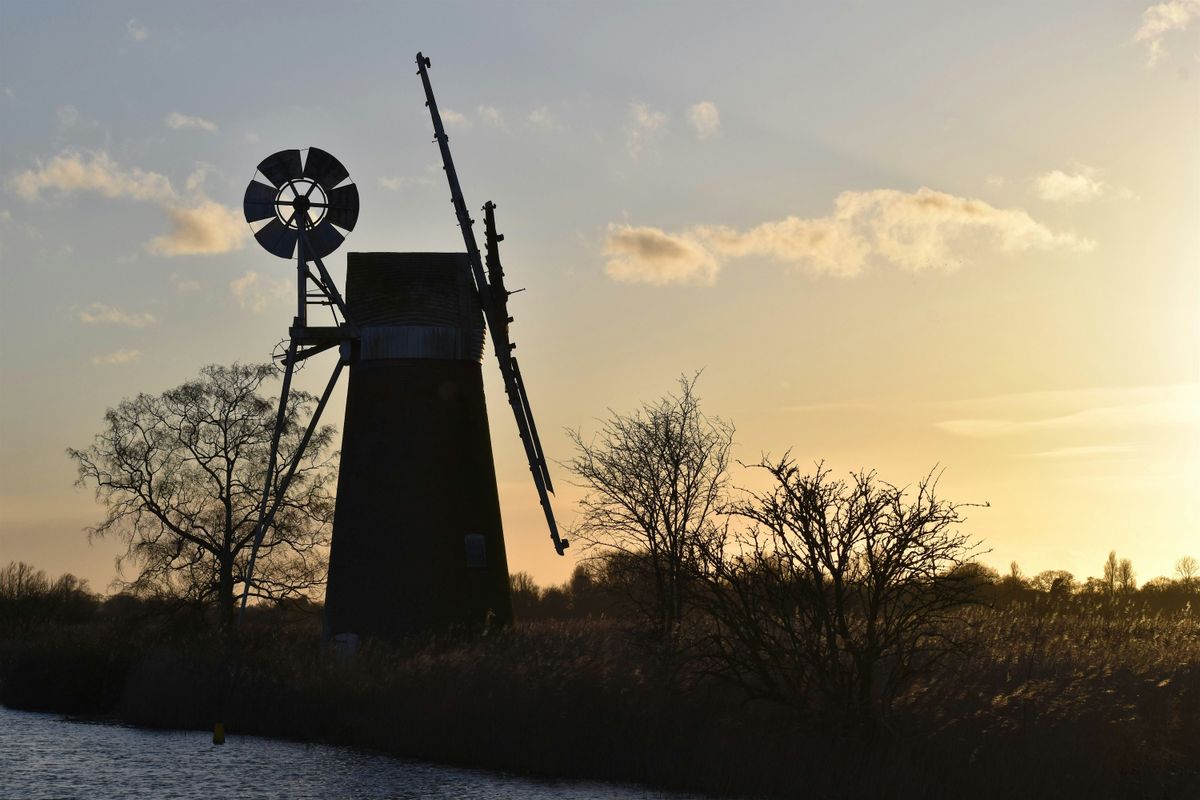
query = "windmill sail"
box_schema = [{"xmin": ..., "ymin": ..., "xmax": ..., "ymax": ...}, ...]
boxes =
[{"xmin": 415, "ymin": 52, "xmax": 568, "ymax": 556}]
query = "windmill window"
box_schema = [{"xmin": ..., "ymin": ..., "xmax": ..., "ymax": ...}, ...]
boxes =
[{"xmin": 465, "ymin": 533, "xmax": 487, "ymax": 568}]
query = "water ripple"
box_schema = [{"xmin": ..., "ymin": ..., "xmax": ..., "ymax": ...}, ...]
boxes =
[{"xmin": 0, "ymin": 707, "xmax": 703, "ymax": 800}]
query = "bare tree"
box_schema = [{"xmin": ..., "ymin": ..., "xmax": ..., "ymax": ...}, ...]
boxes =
[
  {"xmin": 0, "ymin": 562, "xmax": 95, "ymax": 629},
  {"xmin": 565, "ymin": 374, "xmax": 734, "ymax": 639},
  {"xmin": 696, "ymin": 458, "xmax": 983, "ymax": 726},
  {"xmin": 1176, "ymin": 556, "xmax": 1198, "ymax": 588},
  {"xmin": 508, "ymin": 571, "xmax": 542, "ymax": 621},
  {"xmin": 0, "ymin": 561, "xmax": 49, "ymax": 601},
  {"xmin": 1118, "ymin": 558, "xmax": 1136, "ymax": 592},
  {"xmin": 1031, "ymin": 570, "xmax": 1076, "ymax": 595},
  {"xmin": 68, "ymin": 363, "xmax": 335, "ymax": 628},
  {"xmin": 1103, "ymin": 550, "xmax": 1120, "ymax": 595}
]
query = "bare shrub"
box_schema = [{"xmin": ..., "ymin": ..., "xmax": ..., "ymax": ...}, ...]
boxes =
[
  {"xmin": 565, "ymin": 374, "xmax": 733, "ymax": 640},
  {"xmin": 696, "ymin": 457, "xmax": 985, "ymax": 726}
]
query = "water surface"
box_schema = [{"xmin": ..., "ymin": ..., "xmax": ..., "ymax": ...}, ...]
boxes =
[{"xmin": 0, "ymin": 706, "xmax": 704, "ymax": 799}]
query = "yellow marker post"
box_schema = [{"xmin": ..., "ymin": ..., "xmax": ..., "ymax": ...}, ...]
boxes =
[{"xmin": 213, "ymin": 722, "xmax": 225, "ymax": 745}]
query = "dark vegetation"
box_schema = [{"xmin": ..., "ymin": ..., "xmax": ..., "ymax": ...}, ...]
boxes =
[
  {"xmin": 67, "ymin": 363, "xmax": 335, "ymax": 629},
  {"xmin": 3, "ymin": 552, "xmax": 1199, "ymax": 799},
  {"xmin": 4, "ymin": 371, "xmax": 1198, "ymax": 798}
]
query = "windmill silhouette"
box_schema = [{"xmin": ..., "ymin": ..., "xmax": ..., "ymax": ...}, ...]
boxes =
[{"xmin": 237, "ymin": 54, "xmax": 565, "ymax": 643}]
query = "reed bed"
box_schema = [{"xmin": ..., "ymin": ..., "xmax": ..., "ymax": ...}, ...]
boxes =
[{"xmin": 2, "ymin": 599, "xmax": 1197, "ymax": 798}]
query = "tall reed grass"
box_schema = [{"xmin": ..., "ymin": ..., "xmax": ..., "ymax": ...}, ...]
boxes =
[{"xmin": 2, "ymin": 597, "xmax": 1197, "ymax": 798}]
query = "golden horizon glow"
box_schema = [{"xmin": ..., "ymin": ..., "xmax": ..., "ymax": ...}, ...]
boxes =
[{"xmin": 0, "ymin": 2, "xmax": 1196, "ymax": 593}]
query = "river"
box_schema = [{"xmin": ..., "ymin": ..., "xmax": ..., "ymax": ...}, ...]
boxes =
[{"xmin": 0, "ymin": 706, "xmax": 706, "ymax": 800}]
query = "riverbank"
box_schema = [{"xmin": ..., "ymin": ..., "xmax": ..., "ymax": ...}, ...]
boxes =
[
  {"xmin": 3, "ymin": 619, "xmax": 791, "ymax": 796},
  {"xmin": 3, "ymin": 607, "xmax": 1199, "ymax": 799}
]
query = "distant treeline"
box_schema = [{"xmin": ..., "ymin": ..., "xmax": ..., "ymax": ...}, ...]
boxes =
[
  {"xmin": 5, "ymin": 550, "xmax": 1197, "ymax": 635},
  {"xmin": 509, "ymin": 550, "xmax": 1200, "ymax": 622}
]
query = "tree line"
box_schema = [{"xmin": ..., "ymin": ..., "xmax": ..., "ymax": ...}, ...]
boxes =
[{"xmin": 54, "ymin": 365, "xmax": 1199, "ymax": 730}]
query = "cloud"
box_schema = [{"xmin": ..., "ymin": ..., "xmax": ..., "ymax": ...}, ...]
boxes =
[
  {"xmin": 1034, "ymin": 170, "xmax": 1102, "ymax": 203},
  {"xmin": 3, "ymin": 87, "xmax": 15, "ymax": 103},
  {"xmin": 1033, "ymin": 165, "xmax": 1129, "ymax": 203},
  {"xmin": 936, "ymin": 383, "xmax": 1200, "ymax": 438},
  {"xmin": 126, "ymin": 19, "xmax": 149, "ymax": 41},
  {"xmin": 147, "ymin": 200, "xmax": 246, "ymax": 256},
  {"xmin": 165, "ymin": 112, "xmax": 218, "ymax": 133},
  {"xmin": 687, "ymin": 101, "xmax": 720, "ymax": 140},
  {"xmin": 603, "ymin": 224, "xmax": 720, "ymax": 286},
  {"xmin": 78, "ymin": 302, "xmax": 156, "ymax": 328},
  {"xmin": 528, "ymin": 105, "xmax": 561, "ymax": 130},
  {"xmin": 985, "ymin": 175, "xmax": 1007, "ymax": 189},
  {"xmin": 91, "ymin": 349, "xmax": 142, "ymax": 366},
  {"xmin": 625, "ymin": 102, "xmax": 667, "ymax": 158},
  {"xmin": 1134, "ymin": 0, "xmax": 1200, "ymax": 66},
  {"xmin": 171, "ymin": 272, "xmax": 201, "ymax": 292},
  {"xmin": 1026, "ymin": 444, "xmax": 1136, "ymax": 460},
  {"xmin": 604, "ymin": 186, "xmax": 1094, "ymax": 284},
  {"xmin": 231, "ymin": 270, "xmax": 290, "ymax": 312},
  {"xmin": 8, "ymin": 150, "xmax": 173, "ymax": 203},
  {"xmin": 477, "ymin": 105, "xmax": 505, "ymax": 128},
  {"xmin": 441, "ymin": 109, "xmax": 470, "ymax": 128},
  {"xmin": 6, "ymin": 150, "xmax": 245, "ymax": 256},
  {"xmin": 378, "ymin": 175, "xmax": 433, "ymax": 190}
]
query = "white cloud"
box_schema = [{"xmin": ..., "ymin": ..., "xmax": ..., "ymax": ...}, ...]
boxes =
[
  {"xmin": 78, "ymin": 302, "xmax": 156, "ymax": 328},
  {"xmin": 604, "ymin": 186, "xmax": 1094, "ymax": 284},
  {"xmin": 625, "ymin": 102, "xmax": 667, "ymax": 158},
  {"xmin": 441, "ymin": 109, "xmax": 470, "ymax": 128},
  {"xmin": 936, "ymin": 383, "xmax": 1200, "ymax": 438},
  {"xmin": 244, "ymin": 132, "xmax": 260, "ymax": 144},
  {"xmin": 8, "ymin": 150, "xmax": 173, "ymax": 203},
  {"xmin": 1033, "ymin": 165, "xmax": 1129, "ymax": 203},
  {"xmin": 687, "ymin": 101, "xmax": 720, "ymax": 140},
  {"xmin": 165, "ymin": 112, "xmax": 218, "ymax": 133},
  {"xmin": 91, "ymin": 349, "xmax": 142, "ymax": 366},
  {"xmin": 604, "ymin": 224, "xmax": 720, "ymax": 286},
  {"xmin": 3, "ymin": 87, "xmax": 15, "ymax": 103},
  {"xmin": 230, "ymin": 270, "xmax": 290, "ymax": 312},
  {"xmin": 985, "ymin": 175, "xmax": 1007, "ymax": 189},
  {"xmin": 7, "ymin": 150, "xmax": 245, "ymax": 256},
  {"xmin": 1134, "ymin": 0, "xmax": 1200, "ymax": 66},
  {"xmin": 184, "ymin": 164, "xmax": 213, "ymax": 193},
  {"xmin": 378, "ymin": 175, "xmax": 433, "ymax": 190},
  {"xmin": 147, "ymin": 200, "xmax": 246, "ymax": 256},
  {"xmin": 528, "ymin": 105, "xmax": 561, "ymax": 130},
  {"xmin": 126, "ymin": 19, "xmax": 149, "ymax": 41},
  {"xmin": 477, "ymin": 105, "xmax": 505, "ymax": 128}
]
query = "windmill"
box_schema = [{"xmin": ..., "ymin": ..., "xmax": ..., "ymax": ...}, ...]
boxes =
[{"xmin": 237, "ymin": 54, "xmax": 565, "ymax": 642}]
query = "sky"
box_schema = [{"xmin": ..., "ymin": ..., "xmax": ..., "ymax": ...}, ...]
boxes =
[{"xmin": 0, "ymin": 1, "xmax": 1197, "ymax": 592}]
